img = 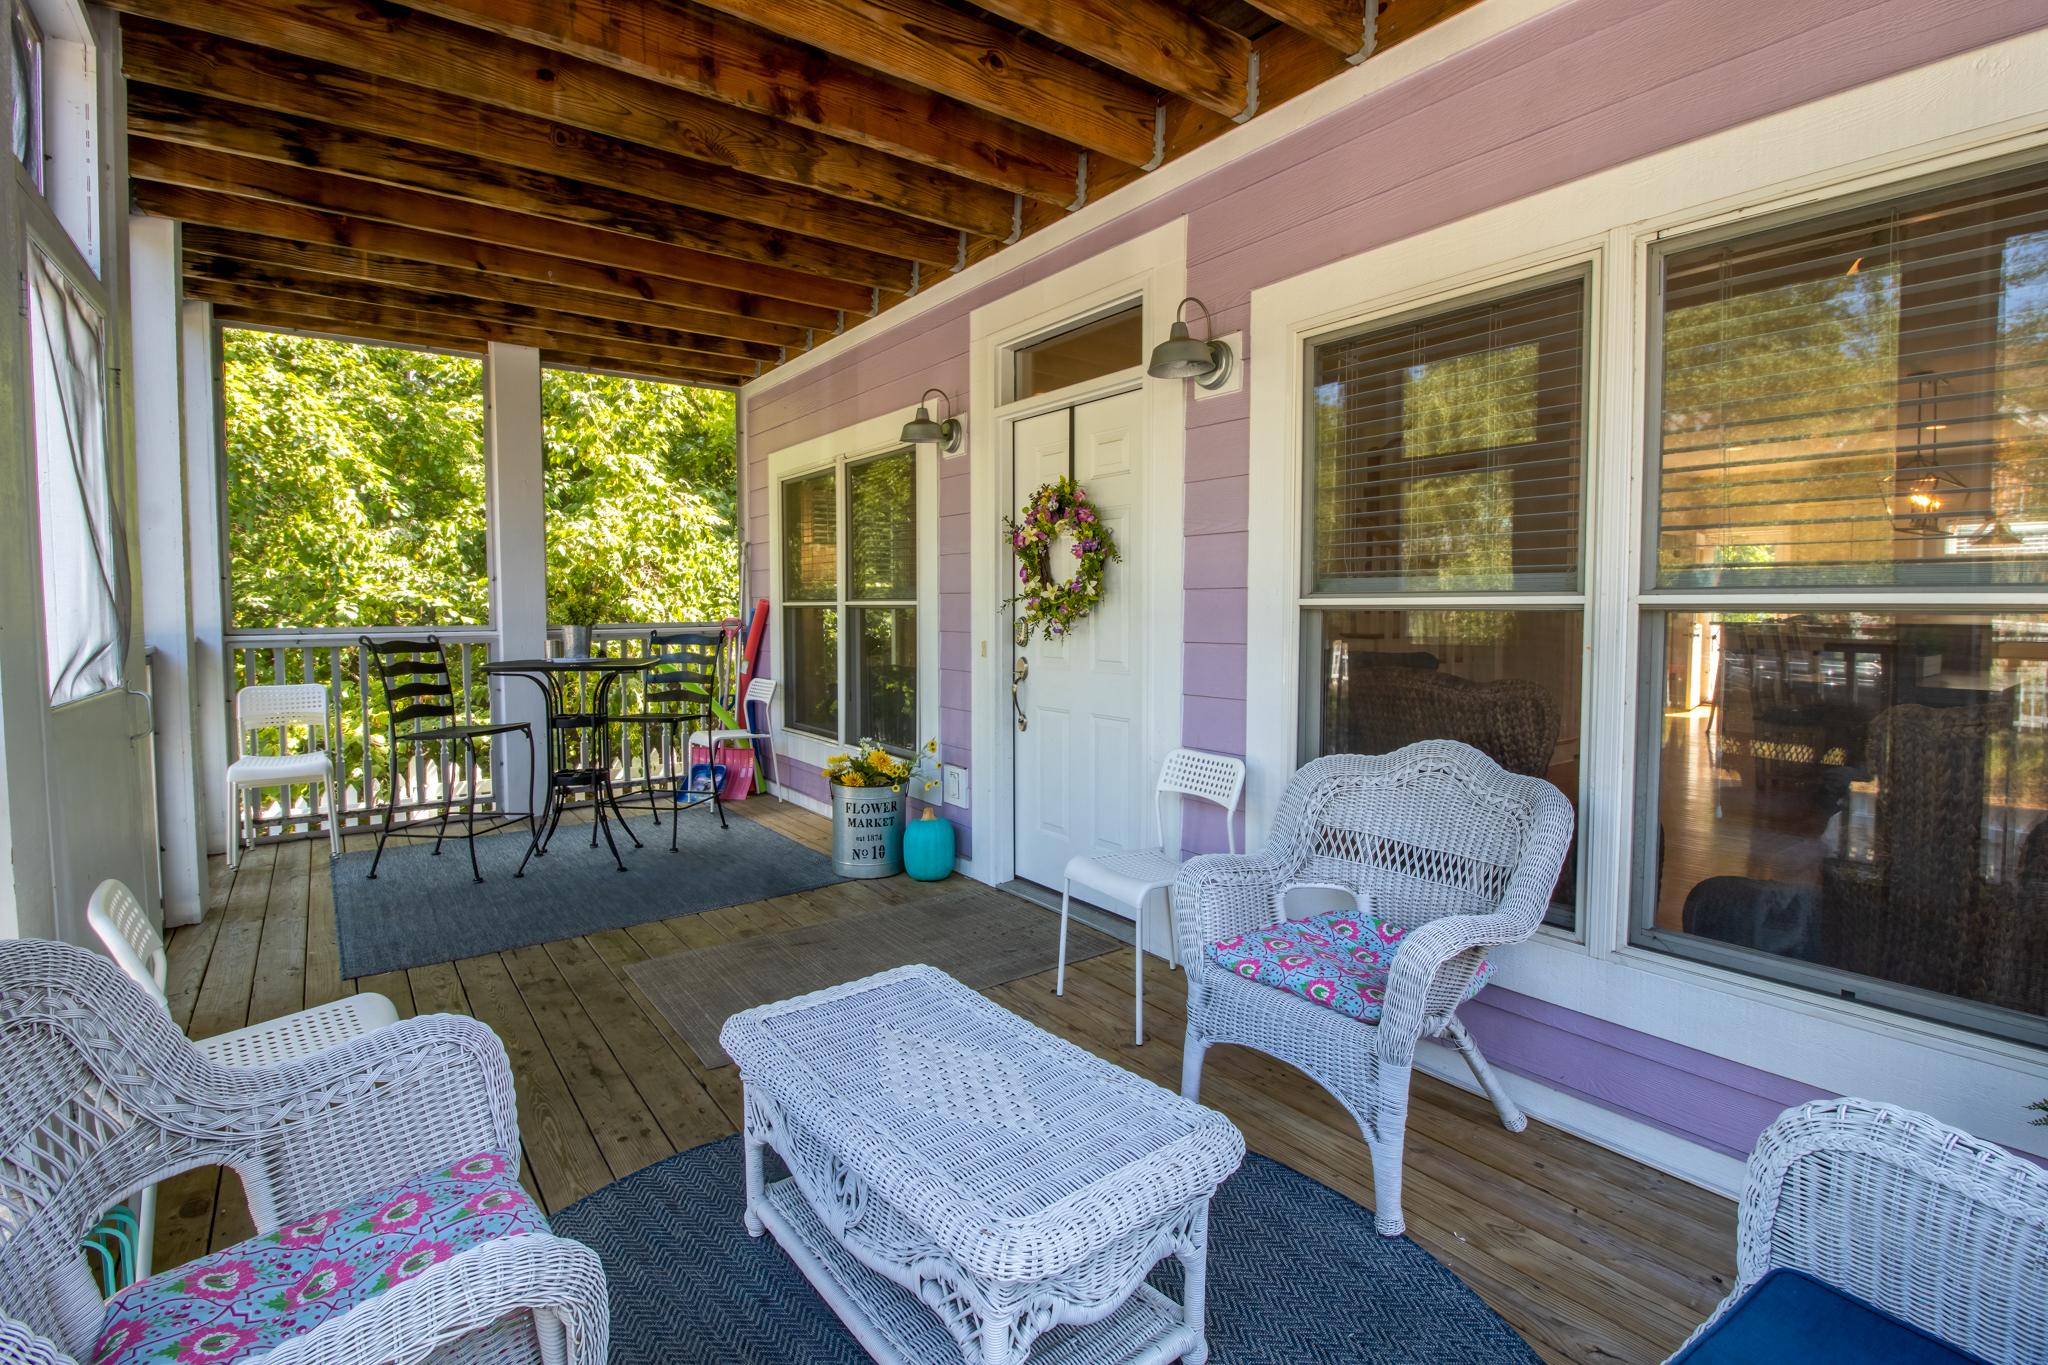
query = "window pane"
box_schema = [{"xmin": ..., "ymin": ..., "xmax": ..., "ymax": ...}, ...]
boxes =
[
  {"xmin": 781, "ymin": 469, "xmax": 837, "ymax": 602},
  {"xmin": 29, "ymin": 248, "xmax": 122, "ymax": 704},
  {"xmin": 849, "ymin": 607, "xmax": 915, "ymax": 749},
  {"xmin": 10, "ymin": 4, "xmax": 41, "ymax": 193},
  {"xmin": 783, "ymin": 606, "xmax": 838, "ymax": 736},
  {"xmin": 223, "ymin": 330, "xmax": 488, "ymax": 628},
  {"xmin": 1305, "ymin": 608, "xmax": 1582, "ymax": 926},
  {"xmin": 847, "ymin": 448, "xmax": 915, "ymax": 601},
  {"xmin": 1014, "ymin": 303, "xmax": 1144, "ymax": 400},
  {"xmin": 1654, "ymin": 160, "xmax": 2048, "ymax": 588},
  {"xmin": 1309, "ymin": 276, "xmax": 1585, "ymax": 594},
  {"xmin": 542, "ymin": 368, "xmax": 737, "ymax": 626},
  {"xmin": 1639, "ymin": 610, "xmax": 2048, "ymax": 1040}
]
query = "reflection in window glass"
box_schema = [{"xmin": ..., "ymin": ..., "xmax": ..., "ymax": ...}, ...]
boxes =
[
  {"xmin": 1639, "ymin": 611, "xmax": 2048, "ymax": 1039},
  {"xmin": 11, "ymin": 2, "xmax": 42, "ymax": 193},
  {"xmin": 1653, "ymin": 159, "xmax": 2048, "ymax": 588},
  {"xmin": 850, "ymin": 606, "xmax": 915, "ymax": 749},
  {"xmin": 780, "ymin": 470, "xmax": 837, "ymax": 602},
  {"xmin": 783, "ymin": 607, "xmax": 837, "ymax": 736},
  {"xmin": 847, "ymin": 449, "xmax": 915, "ymax": 599},
  {"xmin": 1306, "ymin": 609, "xmax": 1582, "ymax": 926},
  {"xmin": 1013, "ymin": 303, "xmax": 1144, "ymax": 401},
  {"xmin": 1310, "ymin": 276, "xmax": 1584, "ymax": 594}
]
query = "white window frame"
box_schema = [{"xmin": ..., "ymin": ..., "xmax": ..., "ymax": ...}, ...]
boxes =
[
  {"xmin": 764, "ymin": 407, "xmax": 940, "ymax": 784},
  {"xmin": 1248, "ymin": 27, "xmax": 2048, "ymax": 1180}
]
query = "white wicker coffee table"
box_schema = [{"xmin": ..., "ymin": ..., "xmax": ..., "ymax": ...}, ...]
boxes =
[{"xmin": 720, "ymin": 964, "xmax": 1245, "ymax": 1365}]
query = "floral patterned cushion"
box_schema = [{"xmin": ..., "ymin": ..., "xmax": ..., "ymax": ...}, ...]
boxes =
[
  {"xmin": 91, "ymin": 1152, "xmax": 542, "ymax": 1365},
  {"xmin": 1204, "ymin": 910, "xmax": 1493, "ymax": 1022}
]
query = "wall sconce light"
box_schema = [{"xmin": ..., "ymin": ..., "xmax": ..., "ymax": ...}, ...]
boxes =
[
  {"xmin": 1148, "ymin": 297, "xmax": 1235, "ymax": 390},
  {"xmin": 900, "ymin": 388, "xmax": 963, "ymax": 454}
]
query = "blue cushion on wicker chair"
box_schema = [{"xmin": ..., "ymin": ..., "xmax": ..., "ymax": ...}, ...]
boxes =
[
  {"xmin": 1670, "ymin": 1267, "xmax": 1993, "ymax": 1364},
  {"xmin": 1205, "ymin": 909, "xmax": 1494, "ymax": 1022}
]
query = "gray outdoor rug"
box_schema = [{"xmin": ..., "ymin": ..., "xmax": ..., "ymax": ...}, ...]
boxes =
[
  {"xmin": 628, "ymin": 886, "xmax": 1122, "ymax": 1067},
  {"xmin": 331, "ymin": 810, "xmax": 842, "ymax": 978}
]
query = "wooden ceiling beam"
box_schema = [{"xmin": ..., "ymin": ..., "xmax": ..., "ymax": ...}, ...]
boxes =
[
  {"xmin": 1238, "ymin": 0, "xmax": 1374, "ymax": 59},
  {"xmin": 134, "ymin": 184, "xmax": 842, "ymax": 338},
  {"xmin": 178, "ymin": 227, "xmax": 807, "ymax": 351},
  {"xmin": 101, "ymin": 0, "xmax": 1018, "ymax": 238},
  {"xmin": 968, "ymin": 0, "xmax": 1254, "ymax": 119},
  {"xmin": 685, "ymin": 0, "xmax": 1158, "ymax": 167},
  {"xmin": 192, "ymin": 280, "xmax": 758, "ymax": 382},
  {"xmin": 182, "ymin": 253, "xmax": 781, "ymax": 366},
  {"xmin": 130, "ymin": 138, "xmax": 879, "ymax": 314},
  {"xmin": 122, "ymin": 23, "xmax": 963, "ymax": 269},
  {"xmin": 392, "ymin": 0, "xmax": 1084, "ymax": 204},
  {"xmin": 128, "ymin": 85, "xmax": 920, "ymax": 292}
]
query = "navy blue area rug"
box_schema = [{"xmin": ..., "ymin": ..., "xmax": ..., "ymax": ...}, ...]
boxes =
[
  {"xmin": 551, "ymin": 1135, "xmax": 1540, "ymax": 1364},
  {"xmin": 330, "ymin": 809, "xmax": 841, "ymax": 977}
]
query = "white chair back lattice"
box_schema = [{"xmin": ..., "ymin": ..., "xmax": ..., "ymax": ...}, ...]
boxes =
[
  {"xmin": 1156, "ymin": 748, "xmax": 1246, "ymax": 855},
  {"xmin": 236, "ymin": 682, "xmax": 331, "ymax": 758},
  {"xmin": 85, "ymin": 879, "xmax": 167, "ymax": 1003}
]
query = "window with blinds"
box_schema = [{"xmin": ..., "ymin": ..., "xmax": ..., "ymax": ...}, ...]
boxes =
[
  {"xmin": 1306, "ymin": 275, "xmax": 1586, "ymax": 595},
  {"xmin": 1652, "ymin": 158, "xmax": 2048, "ymax": 588}
]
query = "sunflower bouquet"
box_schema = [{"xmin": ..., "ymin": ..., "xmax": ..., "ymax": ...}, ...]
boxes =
[{"xmin": 823, "ymin": 738, "xmax": 939, "ymax": 793}]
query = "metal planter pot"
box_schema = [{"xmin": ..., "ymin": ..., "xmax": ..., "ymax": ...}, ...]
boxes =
[
  {"xmin": 831, "ymin": 782, "xmax": 906, "ymax": 878},
  {"xmin": 560, "ymin": 624, "xmax": 594, "ymax": 658}
]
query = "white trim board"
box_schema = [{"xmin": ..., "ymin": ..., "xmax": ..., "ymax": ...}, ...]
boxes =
[
  {"xmin": 1245, "ymin": 28, "xmax": 2048, "ymax": 1161},
  {"xmin": 968, "ymin": 218, "xmax": 1190, "ymax": 888},
  {"xmin": 738, "ymin": 0, "xmax": 1578, "ymax": 404}
]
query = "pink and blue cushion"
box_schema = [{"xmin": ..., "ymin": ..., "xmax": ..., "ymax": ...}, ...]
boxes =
[
  {"xmin": 1204, "ymin": 909, "xmax": 1494, "ymax": 1022},
  {"xmin": 90, "ymin": 1152, "xmax": 543, "ymax": 1365}
]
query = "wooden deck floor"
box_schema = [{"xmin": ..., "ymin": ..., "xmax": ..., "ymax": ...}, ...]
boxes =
[{"xmin": 164, "ymin": 799, "xmax": 1735, "ymax": 1364}]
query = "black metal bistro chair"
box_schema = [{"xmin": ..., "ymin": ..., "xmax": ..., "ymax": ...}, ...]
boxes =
[
  {"xmin": 613, "ymin": 628, "xmax": 729, "ymax": 849},
  {"xmin": 361, "ymin": 635, "xmax": 538, "ymax": 883}
]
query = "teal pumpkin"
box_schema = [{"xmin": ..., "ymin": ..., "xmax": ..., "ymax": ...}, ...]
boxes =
[{"xmin": 902, "ymin": 809, "xmax": 955, "ymax": 881}]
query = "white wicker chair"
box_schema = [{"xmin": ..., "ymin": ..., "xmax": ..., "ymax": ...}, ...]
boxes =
[
  {"xmin": 1670, "ymin": 1096, "xmax": 2048, "ymax": 1362},
  {"xmin": 1173, "ymin": 741, "xmax": 1573, "ymax": 1237},
  {"xmin": 0, "ymin": 938, "xmax": 608, "ymax": 1365}
]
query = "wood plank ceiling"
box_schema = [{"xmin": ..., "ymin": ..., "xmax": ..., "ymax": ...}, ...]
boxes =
[{"xmin": 116, "ymin": 0, "xmax": 1482, "ymax": 388}]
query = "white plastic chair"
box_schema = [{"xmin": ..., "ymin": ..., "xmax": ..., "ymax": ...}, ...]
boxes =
[
  {"xmin": 1056, "ymin": 747, "xmax": 1246, "ymax": 1045},
  {"xmin": 85, "ymin": 879, "xmax": 400, "ymax": 1281},
  {"xmin": 688, "ymin": 676, "xmax": 780, "ymax": 791},
  {"xmin": 226, "ymin": 682, "xmax": 341, "ymax": 867}
]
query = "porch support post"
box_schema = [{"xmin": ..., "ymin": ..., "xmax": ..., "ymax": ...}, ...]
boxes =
[
  {"xmin": 182, "ymin": 299, "xmax": 232, "ymax": 867},
  {"xmin": 484, "ymin": 342, "xmax": 547, "ymax": 813},
  {"xmin": 130, "ymin": 215, "xmax": 208, "ymax": 926}
]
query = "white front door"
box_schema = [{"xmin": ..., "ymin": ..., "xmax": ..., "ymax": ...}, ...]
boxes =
[{"xmin": 1010, "ymin": 388, "xmax": 1149, "ymax": 891}]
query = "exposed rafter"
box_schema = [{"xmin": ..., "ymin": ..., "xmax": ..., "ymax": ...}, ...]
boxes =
[
  {"xmin": 971, "ymin": 0, "xmax": 1256, "ymax": 119},
  {"xmin": 101, "ymin": 0, "xmax": 1020, "ymax": 237},
  {"xmin": 1240, "ymin": 0, "xmax": 1375, "ymax": 60}
]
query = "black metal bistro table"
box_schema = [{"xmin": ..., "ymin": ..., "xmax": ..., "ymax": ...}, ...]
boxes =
[{"xmin": 481, "ymin": 656, "xmax": 649, "ymax": 875}]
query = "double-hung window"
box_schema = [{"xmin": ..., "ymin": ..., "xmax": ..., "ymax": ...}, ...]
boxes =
[
  {"xmin": 1635, "ymin": 155, "xmax": 2048, "ymax": 1042},
  {"xmin": 778, "ymin": 446, "xmax": 919, "ymax": 750},
  {"xmin": 1299, "ymin": 273, "xmax": 1589, "ymax": 926}
]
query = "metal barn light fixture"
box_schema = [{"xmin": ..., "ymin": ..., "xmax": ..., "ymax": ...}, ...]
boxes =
[
  {"xmin": 1886, "ymin": 372, "xmax": 1965, "ymax": 538},
  {"xmin": 900, "ymin": 388, "xmax": 963, "ymax": 454},
  {"xmin": 1148, "ymin": 297, "xmax": 1234, "ymax": 390}
]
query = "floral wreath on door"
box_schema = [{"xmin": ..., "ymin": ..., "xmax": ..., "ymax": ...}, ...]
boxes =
[{"xmin": 1006, "ymin": 476, "xmax": 1120, "ymax": 642}]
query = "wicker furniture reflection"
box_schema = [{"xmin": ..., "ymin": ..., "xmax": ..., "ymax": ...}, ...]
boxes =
[
  {"xmin": 1669, "ymin": 1097, "xmax": 2048, "ymax": 1362},
  {"xmin": 1174, "ymin": 741, "xmax": 1573, "ymax": 1237},
  {"xmin": 0, "ymin": 939, "xmax": 607, "ymax": 1365},
  {"xmin": 720, "ymin": 965, "xmax": 1245, "ymax": 1365},
  {"xmin": 1337, "ymin": 665, "xmax": 1560, "ymax": 778}
]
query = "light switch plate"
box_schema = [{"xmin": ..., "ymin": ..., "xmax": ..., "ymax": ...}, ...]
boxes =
[{"xmin": 941, "ymin": 764, "xmax": 968, "ymax": 808}]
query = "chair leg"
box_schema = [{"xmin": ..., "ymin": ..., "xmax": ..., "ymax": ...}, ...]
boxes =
[
  {"xmin": 431, "ymin": 749, "xmax": 454, "ymax": 856},
  {"xmin": 324, "ymin": 777, "xmax": 341, "ymax": 860},
  {"xmin": 1055, "ymin": 880, "xmax": 1072, "ymax": 997},
  {"xmin": 463, "ymin": 740, "xmax": 485, "ymax": 885},
  {"xmin": 1133, "ymin": 896, "xmax": 1146, "ymax": 1047},
  {"xmin": 1180, "ymin": 1030, "xmax": 1208, "ymax": 1103},
  {"xmin": 225, "ymin": 782, "xmax": 241, "ymax": 870},
  {"xmin": 1444, "ymin": 1015, "xmax": 1527, "ymax": 1133},
  {"xmin": 1369, "ymin": 1128, "xmax": 1408, "ymax": 1238},
  {"xmin": 367, "ymin": 752, "xmax": 402, "ymax": 880}
]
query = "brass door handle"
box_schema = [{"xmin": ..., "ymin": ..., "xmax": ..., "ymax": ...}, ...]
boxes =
[{"xmin": 1012, "ymin": 654, "xmax": 1029, "ymax": 732}]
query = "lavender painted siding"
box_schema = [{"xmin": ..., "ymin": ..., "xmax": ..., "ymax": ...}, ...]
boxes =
[{"xmin": 743, "ymin": 0, "xmax": 2046, "ymax": 1161}]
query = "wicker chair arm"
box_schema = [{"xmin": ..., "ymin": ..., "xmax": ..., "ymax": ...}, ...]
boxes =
[
  {"xmin": 256, "ymin": 1235, "xmax": 608, "ymax": 1365},
  {"xmin": 0, "ymin": 1318, "xmax": 78, "ymax": 1365},
  {"xmin": 1172, "ymin": 853, "xmax": 1292, "ymax": 970},
  {"xmin": 225, "ymin": 1015, "xmax": 521, "ymax": 1232},
  {"xmin": 1374, "ymin": 914, "xmax": 1508, "ymax": 1055}
]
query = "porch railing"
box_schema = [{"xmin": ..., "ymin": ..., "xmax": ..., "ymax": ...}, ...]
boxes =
[{"xmin": 225, "ymin": 621, "xmax": 731, "ymax": 843}]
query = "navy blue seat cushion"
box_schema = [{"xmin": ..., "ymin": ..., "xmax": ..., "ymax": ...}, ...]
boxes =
[{"xmin": 1671, "ymin": 1268, "xmax": 1993, "ymax": 1364}]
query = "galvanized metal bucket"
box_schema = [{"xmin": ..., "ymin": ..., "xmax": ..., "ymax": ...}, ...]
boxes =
[{"xmin": 831, "ymin": 782, "xmax": 906, "ymax": 878}]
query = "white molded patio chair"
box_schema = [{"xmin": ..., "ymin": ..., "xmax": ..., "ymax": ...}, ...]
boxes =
[
  {"xmin": 687, "ymin": 675, "xmax": 779, "ymax": 791},
  {"xmin": 0, "ymin": 937, "xmax": 606, "ymax": 1365},
  {"xmin": 1669, "ymin": 1097, "xmax": 2048, "ymax": 1362},
  {"xmin": 84, "ymin": 879, "xmax": 400, "ymax": 1283},
  {"xmin": 1175, "ymin": 741, "xmax": 1572, "ymax": 1236},
  {"xmin": 226, "ymin": 683, "xmax": 341, "ymax": 868},
  {"xmin": 1055, "ymin": 747, "xmax": 1246, "ymax": 1046}
]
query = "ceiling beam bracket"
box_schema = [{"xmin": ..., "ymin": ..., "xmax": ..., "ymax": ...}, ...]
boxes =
[
  {"xmin": 906, "ymin": 261, "xmax": 921, "ymax": 297},
  {"xmin": 956, "ymin": 231, "xmax": 968, "ymax": 273},
  {"xmin": 1068, "ymin": 152, "xmax": 1090, "ymax": 213},
  {"xmin": 1233, "ymin": 50, "xmax": 1261, "ymax": 123},
  {"xmin": 1347, "ymin": 4, "xmax": 1380, "ymax": 64},
  {"xmin": 870, "ymin": 287, "xmax": 881, "ymax": 317},
  {"xmin": 835, "ymin": 310, "xmax": 846, "ymax": 335},
  {"xmin": 1004, "ymin": 193, "xmax": 1024, "ymax": 246},
  {"xmin": 1143, "ymin": 103, "xmax": 1168, "ymax": 172}
]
